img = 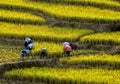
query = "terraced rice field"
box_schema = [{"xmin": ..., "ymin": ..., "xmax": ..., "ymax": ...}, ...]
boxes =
[
  {"xmin": 80, "ymin": 32, "xmax": 120, "ymax": 45},
  {"xmin": 1, "ymin": 0, "xmax": 120, "ymax": 84},
  {"xmin": 0, "ymin": 22, "xmax": 93, "ymax": 42},
  {"xmin": 0, "ymin": 9, "xmax": 45, "ymax": 24},
  {"xmin": 0, "ymin": 0, "xmax": 120, "ymax": 23},
  {"xmin": 0, "ymin": 44, "xmax": 22, "ymax": 63},
  {"xmin": 31, "ymin": 42, "xmax": 64, "ymax": 57},
  {"xmin": 4, "ymin": 67, "xmax": 120, "ymax": 84},
  {"xmin": 35, "ymin": 0, "xmax": 120, "ymax": 9},
  {"xmin": 60, "ymin": 54, "xmax": 120, "ymax": 68},
  {"xmin": 0, "ymin": 41, "xmax": 65, "ymax": 63}
]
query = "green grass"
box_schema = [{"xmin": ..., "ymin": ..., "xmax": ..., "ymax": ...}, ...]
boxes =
[
  {"xmin": 0, "ymin": 9, "xmax": 45, "ymax": 24},
  {"xmin": 1, "ymin": 0, "xmax": 120, "ymax": 23},
  {"xmin": 80, "ymin": 32, "xmax": 120, "ymax": 45},
  {"xmin": 60, "ymin": 54, "xmax": 120, "ymax": 68},
  {"xmin": 4, "ymin": 67, "xmax": 120, "ymax": 84},
  {"xmin": 0, "ymin": 22, "xmax": 93, "ymax": 42}
]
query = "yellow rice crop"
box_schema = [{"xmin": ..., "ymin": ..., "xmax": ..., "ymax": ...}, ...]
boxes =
[
  {"xmin": 0, "ymin": 0, "xmax": 120, "ymax": 23},
  {"xmin": 0, "ymin": 22, "xmax": 93, "ymax": 42},
  {"xmin": 0, "ymin": 9, "xmax": 45, "ymax": 24},
  {"xmin": 60, "ymin": 54, "xmax": 120, "ymax": 68},
  {"xmin": 80, "ymin": 32, "xmax": 120, "ymax": 45},
  {"xmin": 31, "ymin": 42, "xmax": 64, "ymax": 57},
  {"xmin": 36, "ymin": 0, "xmax": 120, "ymax": 9},
  {"xmin": 0, "ymin": 42, "xmax": 64, "ymax": 63},
  {"xmin": 4, "ymin": 67, "xmax": 120, "ymax": 84},
  {"xmin": 0, "ymin": 44, "xmax": 22, "ymax": 63}
]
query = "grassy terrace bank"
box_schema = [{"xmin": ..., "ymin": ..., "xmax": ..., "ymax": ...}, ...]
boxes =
[
  {"xmin": 0, "ymin": 9, "xmax": 45, "ymax": 24},
  {"xmin": 80, "ymin": 32, "xmax": 120, "ymax": 45},
  {"xmin": 60, "ymin": 54, "xmax": 120, "ymax": 68},
  {"xmin": 1, "ymin": 0, "xmax": 120, "ymax": 23},
  {"xmin": 4, "ymin": 67, "xmax": 120, "ymax": 84},
  {"xmin": 0, "ymin": 22, "xmax": 93, "ymax": 42}
]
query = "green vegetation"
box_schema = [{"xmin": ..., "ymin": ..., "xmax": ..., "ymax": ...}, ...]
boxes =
[
  {"xmin": 80, "ymin": 32, "xmax": 120, "ymax": 45},
  {"xmin": 60, "ymin": 54, "xmax": 120, "ymax": 68},
  {"xmin": 0, "ymin": 22, "xmax": 93, "ymax": 42},
  {"xmin": 5, "ymin": 67, "xmax": 120, "ymax": 84},
  {"xmin": 0, "ymin": 9, "xmax": 45, "ymax": 24},
  {"xmin": 0, "ymin": 0, "xmax": 120, "ymax": 23}
]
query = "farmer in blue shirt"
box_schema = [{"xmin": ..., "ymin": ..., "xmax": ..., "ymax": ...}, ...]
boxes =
[
  {"xmin": 24, "ymin": 37, "xmax": 31, "ymax": 48},
  {"xmin": 21, "ymin": 38, "xmax": 34, "ymax": 58}
]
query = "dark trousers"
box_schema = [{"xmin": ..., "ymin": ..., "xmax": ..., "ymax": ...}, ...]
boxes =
[
  {"xmin": 65, "ymin": 51, "xmax": 71, "ymax": 56},
  {"xmin": 40, "ymin": 52, "xmax": 47, "ymax": 58},
  {"xmin": 21, "ymin": 49, "xmax": 30, "ymax": 57}
]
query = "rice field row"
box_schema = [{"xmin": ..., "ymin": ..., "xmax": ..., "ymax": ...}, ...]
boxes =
[
  {"xmin": 0, "ymin": 41, "xmax": 103, "ymax": 63},
  {"xmin": 0, "ymin": 22, "xmax": 93, "ymax": 42},
  {"xmin": 80, "ymin": 32, "xmax": 120, "ymax": 45},
  {"xmin": 1, "ymin": 0, "xmax": 120, "ymax": 23},
  {"xmin": 0, "ymin": 44, "xmax": 22, "ymax": 63},
  {"xmin": 4, "ymin": 67, "xmax": 120, "ymax": 84},
  {"xmin": 0, "ymin": 41, "xmax": 64, "ymax": 63},
  {"xmin": 31, "ymin": 42, "xmax": 64, "ymax": 57},
  {"xmin": 2, "ymin": 41, "xmax": 106, "ymax": 63},
  {"xmin": 60, "ymin": 54, "xmax": 120, "ymax": 68},
  {"xmin": 0, "ymin": 9, "xmax": 45, "ymax": 24},
  {"xmin": 32, "ymin": 43, "xmax": 101, "ymax": 58},
  {"xmin": 35, "ymin": 0, "xmax": 120, "ymax": 9}
]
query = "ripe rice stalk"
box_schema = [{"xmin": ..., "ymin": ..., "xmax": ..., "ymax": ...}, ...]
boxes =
[
  {"xmin": 0, "ymin": 0, "xmax": 120, "ymax": 23},
  {"xmin": 0, "ymin": 22, "xmax": 93, "ymax": 42},
  {"xmin": 0, "ymin": 9, "xmax": 45, "ymax": 24},
  {"xmin": 60, "ymin": 54, "xmax": 120, "ymax": 68},
  {"xmin": 31, "ymin": 42, "xmax": 64, "ymax": 58},
  {"xmin": 4, "ymin": 67, "xmax": 120, "ymax": 84},
  {"xmin": 36, "ymin": 0, "xmax": 120, "ymax": 9},
  {"xmin": 80, "ymin": 32, "xmax": 120, "ymax": 45}
]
